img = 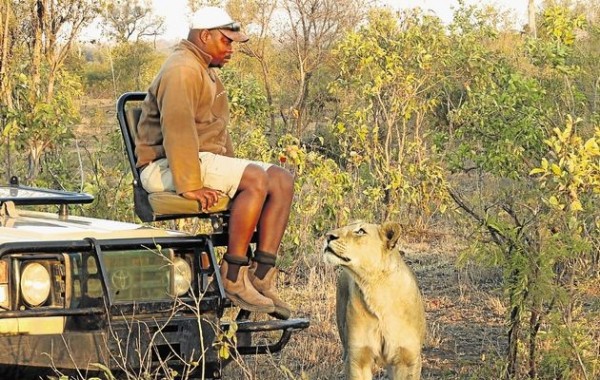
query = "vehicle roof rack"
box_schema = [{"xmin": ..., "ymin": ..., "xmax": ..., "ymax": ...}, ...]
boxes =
[{"xmin": 0, "ymin": 176, "xmax": 94, "ymax": 206}]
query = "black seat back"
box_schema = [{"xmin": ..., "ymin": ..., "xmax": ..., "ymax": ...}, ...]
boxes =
[{"xmin": 116, "ymin": 92, "xmax": 156, "ymax": 222}]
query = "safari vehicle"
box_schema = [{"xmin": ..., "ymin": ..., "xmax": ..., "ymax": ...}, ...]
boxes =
[{"xmin": 0, "ymin": 92, "xmax": 308, "ymax": 379}]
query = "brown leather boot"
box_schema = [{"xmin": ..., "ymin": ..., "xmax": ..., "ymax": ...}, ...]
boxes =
[
  {"xmin": 220, "ymin": 260, "xmax": 275, "ymax": 314},
  {"xmin": 249, "ymin": 259, "xmax": 292, "ymax": 320}
]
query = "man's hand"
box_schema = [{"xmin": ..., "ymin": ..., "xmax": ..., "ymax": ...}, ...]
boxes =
[{"xmin": 182, "ymin": 188, "xmax": 223, "ymax": 211}]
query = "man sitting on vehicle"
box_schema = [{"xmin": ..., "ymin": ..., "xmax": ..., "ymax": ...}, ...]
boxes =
[{"xmin": 134, "ymin": 6, "xmax": 293, "ymax": 320}]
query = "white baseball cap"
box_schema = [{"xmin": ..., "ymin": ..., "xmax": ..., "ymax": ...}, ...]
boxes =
[{"xmin": 190, "ymin": 7, "xmax": 249, "ymax": 42}]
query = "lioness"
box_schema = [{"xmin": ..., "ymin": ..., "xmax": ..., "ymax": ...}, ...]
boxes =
[{"xmin": 323, "ymin": 221, "xmax": 426, "ymax": 380}]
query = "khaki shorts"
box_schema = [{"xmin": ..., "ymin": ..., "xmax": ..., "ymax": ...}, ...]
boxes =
[{"xmin": 140, "ymin": 152, "xmax": 272, "ymax": 198}]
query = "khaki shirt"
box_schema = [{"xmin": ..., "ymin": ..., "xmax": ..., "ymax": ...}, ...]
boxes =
[{"xmin": 135, "ymin": 39, "xmax": 234, "ymax": 194}]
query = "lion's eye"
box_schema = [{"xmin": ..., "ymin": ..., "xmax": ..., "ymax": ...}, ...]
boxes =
[{"xmin": 354, "ymin": 228, "xmax": 366, "ymax": 236}]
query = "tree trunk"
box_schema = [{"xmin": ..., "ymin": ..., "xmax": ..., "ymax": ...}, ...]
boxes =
[
  {"xmin": 1, "ymin": 1, "xmax": 12, "ymax": 180},
  {"xmin": 507, "ymin": 262, "xmax": 525, "ymax": 379},
  {"xmin": 507, "ymin": 303, "xmax": 521, "ymax": 379},
  {"xmin": 31, "ymin": 0, "xmax": 44, "ymax": 93},
  {"xmin": 261, "ymin": 61, "xmax": 276, "ymax": 135},
  {"xmin": 0, "ymin": 1, "xmax": 12, "ymax": 106},
  {"xmin": 293, "ymin": 71, "xmax": 311, "ymax": 139},
  {"xmin": 528, "ymin": 308, "xmax": 539, "ymax": 379},
  {"xmin": 528, "ymin": 0, "xmax": 537, "ymax": 38},
  {"xmin": 252, "ymin": 55, "xmax": 276, "ymax": 137},
  {"xmin": 27, "ymin": 142, "xmax": 43, "ymax": 182}
]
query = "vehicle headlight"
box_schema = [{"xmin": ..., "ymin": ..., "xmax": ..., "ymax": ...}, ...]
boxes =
[
  {"xmin": 173, "ymin": 257, "xmax": 192, "ymax": 297},
  {"xmin": 0, "ymin": 260, "xmax": 8, "ymax": 309},
  {"xmin": 0, "ymin": 285, "xmax": 8, "ymax": 307},
  {"xmin": 20, "ymin": 262, "xmax": 51, "ymax": 307}
]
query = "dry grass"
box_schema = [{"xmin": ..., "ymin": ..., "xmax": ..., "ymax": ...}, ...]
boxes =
[
  {"xmin": 223, "ymin": 254, "xmax": 344, "ymax": 379},
  {"xmin": 222, "ymin": 232, "xmax": 509, "ymax": 380}
]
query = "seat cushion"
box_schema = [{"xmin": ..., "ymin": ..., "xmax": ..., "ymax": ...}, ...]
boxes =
[{"xmin": 148, "ymin": 192, "xmax": 230, "ymax": 216}]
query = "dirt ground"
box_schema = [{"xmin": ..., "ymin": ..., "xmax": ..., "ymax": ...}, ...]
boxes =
[
  {"xmin": 411, "ymin": 243, "xmax": 506, "ymax": 379},
  {"xmin": 222, "ymin": 235, "xmax": 509, "ymax": 380}
]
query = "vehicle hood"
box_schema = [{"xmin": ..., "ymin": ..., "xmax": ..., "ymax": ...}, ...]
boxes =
[{"xmin": 0, "ymin": 209, "xmax": 182, "ymax": 244}]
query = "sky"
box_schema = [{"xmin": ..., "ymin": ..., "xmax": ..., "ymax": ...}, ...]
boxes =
[{"xmin": 151, "ymin": 0, "xmax": 540, "ymax": 41}]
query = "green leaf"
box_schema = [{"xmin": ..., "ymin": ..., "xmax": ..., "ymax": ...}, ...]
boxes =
[
  {"xmin": 570, "ymin": 199, "xmax": 583, "ymax": 212},
  {"xmin": 550, "ymin": 164, "xmax": 563, "ymax": 176},
  {"xmin": 219, "ymin": 345, "xmax": 230, "ymax": 360},
  {"xmin": 529, "ymin": 167, "xmax": 546, "ymax": 175}
]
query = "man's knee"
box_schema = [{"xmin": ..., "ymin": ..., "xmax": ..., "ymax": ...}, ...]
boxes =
[
  {"xmin": 240, "ymin": 164, "xmax": 269, "ymax": 194},
  {"xmin": 267, "ymin": 166, "xmax": 294, "ymax": 197}
]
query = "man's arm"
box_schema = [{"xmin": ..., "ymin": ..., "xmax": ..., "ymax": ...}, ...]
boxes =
[
  {"xmin": 157, "ymin": 66, "xmax": 204, "ymax": 194},
  {"xmin": 157, "ymin": 66, "xmax": 223, "ymax": 210}
]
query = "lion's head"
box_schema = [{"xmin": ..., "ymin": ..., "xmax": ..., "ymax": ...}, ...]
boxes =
[{"xmin": 323, "ymin": 221, "xmax": 402, "ymax": 270}]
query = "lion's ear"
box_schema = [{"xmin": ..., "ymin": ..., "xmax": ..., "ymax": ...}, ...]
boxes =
[{"xmin": 380, "ymin": 222, "xmax": 401, "ymax": 250}]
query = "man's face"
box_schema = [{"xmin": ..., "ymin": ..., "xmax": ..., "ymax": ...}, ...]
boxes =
[{"xmin": 205, "ymin": 30, "xmax": 234, "ymax": 68}]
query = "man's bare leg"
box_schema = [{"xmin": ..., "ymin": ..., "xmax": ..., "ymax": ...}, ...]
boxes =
[
  {"xmin": 256, "ymin": 166, "xmax": 294, "ymax": 253},
  {"xmin": 220, "ymin": 164, "xmax": 274, "ymax": 313},
  {"xmin": 249, "ymin": 165, "xmax": 295, "ymax": 319},
  {"xmin": 227, "ymin": 164, "xmax": 269, "ymax": 255},
  {"xmin": 226, "ymin": 164, "xmax": 294, "ymax": 255}
]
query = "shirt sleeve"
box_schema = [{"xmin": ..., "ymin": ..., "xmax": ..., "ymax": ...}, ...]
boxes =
[{"xmin": 156, "ymin": 66, "xmax": 204, "ymax": 194}]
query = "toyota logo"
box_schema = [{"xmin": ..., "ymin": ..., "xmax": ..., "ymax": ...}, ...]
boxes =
[{"xmin": 111, "ymin": 270, "xmax": 132, "ymax": 290}]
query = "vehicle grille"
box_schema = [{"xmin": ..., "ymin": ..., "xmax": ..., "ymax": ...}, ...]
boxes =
[{"xmin": 82, "ymin": 249, "xmax": 174, "ymax": 302}]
